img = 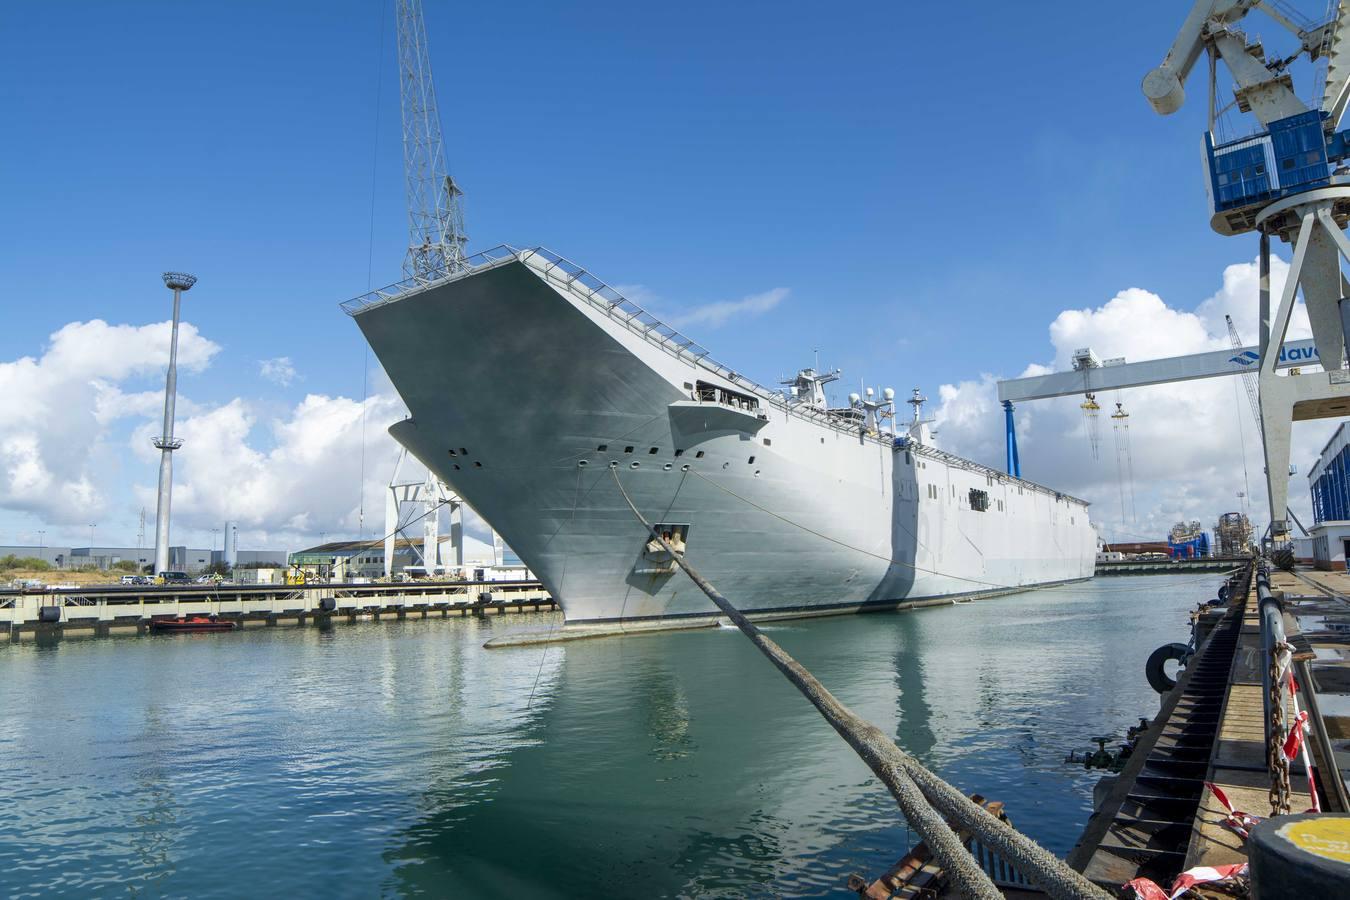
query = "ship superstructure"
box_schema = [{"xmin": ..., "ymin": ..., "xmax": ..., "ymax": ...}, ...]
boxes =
[{"xmin": 345, "ymin": 247, "xmax": 1096, "ymax": 627}]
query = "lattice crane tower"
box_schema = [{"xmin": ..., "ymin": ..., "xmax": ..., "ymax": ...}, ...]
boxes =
[
  {"xmin": 396, "ymin": 0, "xmax": 467, "ymax": 281},
  {"xmin": 1145, "ymin": 0, "xmax": 1350, "ymax": 540}
]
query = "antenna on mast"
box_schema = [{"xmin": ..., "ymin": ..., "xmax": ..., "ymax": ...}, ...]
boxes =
[{"xmin": 395, "ymin": 0, "xmax": 467, "ymax": 282}]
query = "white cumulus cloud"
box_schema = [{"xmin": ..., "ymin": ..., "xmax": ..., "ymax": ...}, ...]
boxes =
[
  {"xmin": 668, "ymin": 287, "xmax": 789, "ymax": 329},
  {"xmin": 933, "ymin": 256, "xmax": 1331, "ymax": 544},
  {"xmin": 258, "ymin": 356, "xmax": 298, "ymax": 386},
  {"xmin": 133, "ymin": 390, "xmax": 409, "ymax": 547},
  {"xmin": 0, "ymin": 319, "xmax": 218, "ymax": 524},
  {"xmin": 0, "ymin": 314, "xmax": 458, "ymax": 550},
  {"xmin": 615, "ymin": 284, "xmax": 791, "ymax": 331}
]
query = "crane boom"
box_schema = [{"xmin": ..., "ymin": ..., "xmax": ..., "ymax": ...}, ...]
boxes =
[
  {"xmin": 1324, "ymin": 2, "xmax": 1350, "ymax": 125},
  {"xmin": 1225, "ymin": 315, "xmax": 1263, "ymax": 426},
  {"xmin": 396, "ymin": 0, "xmax": 467, "ymax": 281}
]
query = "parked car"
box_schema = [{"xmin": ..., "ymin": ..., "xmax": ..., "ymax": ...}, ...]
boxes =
[{"xmin": 119, "ymin": 575, "xmax": 151, "ymax": 585}]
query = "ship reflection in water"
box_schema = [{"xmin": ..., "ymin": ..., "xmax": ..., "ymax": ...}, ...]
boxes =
[{"xmin": 0, "ymin": 576, "xmax": 1217, "ymax": 898}]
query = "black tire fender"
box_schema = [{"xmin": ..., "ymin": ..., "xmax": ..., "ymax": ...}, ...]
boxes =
[{"xmin": 1146, "ymin": 642, "xmax": 1190, "ymax": 694}]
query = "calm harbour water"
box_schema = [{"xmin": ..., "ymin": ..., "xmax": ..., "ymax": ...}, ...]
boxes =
[{"xmin": 0, "ymin": 575, "xmax": 1220, "ymax": 898}]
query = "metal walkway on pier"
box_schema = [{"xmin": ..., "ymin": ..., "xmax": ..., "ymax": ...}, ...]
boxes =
[{"xmin": 1069, "ymin": 569, "xmax": 1251, "ymax": 885}]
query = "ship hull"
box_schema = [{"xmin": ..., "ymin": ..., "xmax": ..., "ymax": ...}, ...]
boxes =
[{"xmin": 354, "ymin": 252, "xmax": 1096, "ymax": 625}]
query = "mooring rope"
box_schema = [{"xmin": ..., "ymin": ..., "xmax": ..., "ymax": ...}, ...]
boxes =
[{"xmin": 609, "ymin": 467, "xmax": 1110, "ymax": 900}]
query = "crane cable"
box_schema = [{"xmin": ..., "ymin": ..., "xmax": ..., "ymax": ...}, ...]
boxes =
[
  {"xmin": 1232, "ymin": 372, "xmax": 1255, "ymax": 519},
  {"xmin": 1110, "ymin": 396, "xmax": 1138, "ymax": 530},
  {"xmin": 1080, "ymin": 393, "xmax": 1102, "ymax": 462},
  {"xmin": 357, "ymin": 0, "xmax": 391, "ymax": 540}
]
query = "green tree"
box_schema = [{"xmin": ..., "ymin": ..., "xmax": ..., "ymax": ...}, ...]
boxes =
[{"xmin": 1, "ymin": 556, "xmax": 51, "ymax": 572}]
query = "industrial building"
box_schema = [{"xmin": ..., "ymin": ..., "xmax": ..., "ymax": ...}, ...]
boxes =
[
  {"xmin": 68, "ymin": 546, "xmax": 221, "ymax": 573},
  {"xmin": 67, "ymin": 546, "xmax": 158, "ymax": 571},
  {"xmin": 289, "ymin": 534, "xmax": 530, "ymax": 582},
  {"xmin": 211, "ymin": 549, "xmax": 287, "ymax": 569},
  {"xmin": 289, "ymin": 540, "xmax": 421, "ymax": 581},
  {"xmin": 1, "ymin": 541, "xmax": 286, "ymax": 574},
  {"xmin": 1308, "ymin": 422, "xmax": 1350, "ymax": 569}
]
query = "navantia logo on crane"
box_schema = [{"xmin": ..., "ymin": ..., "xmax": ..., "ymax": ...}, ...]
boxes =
[{"xmin": 1229, "ymin": 344, "xmax": 1321, "ymax": 367}]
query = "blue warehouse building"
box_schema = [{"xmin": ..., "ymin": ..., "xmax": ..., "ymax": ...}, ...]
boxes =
[{"xmin": 1309, "ymin": 422, "xmax": 1350, "ymax": 570}]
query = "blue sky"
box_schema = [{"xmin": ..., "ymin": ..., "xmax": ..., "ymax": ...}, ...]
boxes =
[{"xmin": 0, "ymin": 1, "xmax": 1332, "ymax": 549}]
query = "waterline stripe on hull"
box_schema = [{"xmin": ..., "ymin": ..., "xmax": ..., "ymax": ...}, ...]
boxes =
[{"xmin": 483, "ymin": 576, "xmax": 1093, "ymax": 648}]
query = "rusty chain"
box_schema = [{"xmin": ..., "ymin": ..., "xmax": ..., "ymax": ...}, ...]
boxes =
[{"xmin": 1267, "ymin": 639, "xmax": 1293, "ymax": 815}]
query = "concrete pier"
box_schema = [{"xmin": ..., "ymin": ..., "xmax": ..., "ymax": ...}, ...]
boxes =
[
  {"xmin": 1068, "ymin": 562, "xmax": 1349, "ymax": 893},
  {"xmin": 1094, "ymin": 557, "xmax": 1249, "ymax": 576},
  {"xmin": 0, "ymin": 579, "xmax": 555, "ymax": 639}
]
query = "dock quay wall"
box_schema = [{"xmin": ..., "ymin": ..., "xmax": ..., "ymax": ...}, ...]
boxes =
[
  {"xmin": 0, "ymin": 580, "xmax": 555, "ymax": 638},
  {"xmin": 1094, "ymin": 557, "xmax": 1248, "ymax": 575}
]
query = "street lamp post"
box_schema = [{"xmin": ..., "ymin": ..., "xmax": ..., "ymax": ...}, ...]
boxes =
[{"xmin": 153, "ymin": 272, "xmax": 196, "ymax": 574}]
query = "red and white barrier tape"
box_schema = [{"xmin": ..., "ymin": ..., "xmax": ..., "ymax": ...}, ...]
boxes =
[
  {"xmin": 1285, "ymin": 671, "xmax": 1321, "ymax": 813},
  {"xmin": 1205, "ymin": 781, "xmax": 1261, "ymax": 840},
  {"xmin": 1123, "ymin": 862, "xmax": 1249, "ymax": 900}
]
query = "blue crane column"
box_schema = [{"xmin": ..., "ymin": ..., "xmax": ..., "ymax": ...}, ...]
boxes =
[{"xmin": 1003, "ymin": 400, "xmax": 1021, "ymax": 479}]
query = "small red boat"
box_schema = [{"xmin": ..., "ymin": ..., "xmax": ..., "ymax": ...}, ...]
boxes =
[{"xmin": 150, "ymin": 616, "xmax": 237, "ymax": 633}]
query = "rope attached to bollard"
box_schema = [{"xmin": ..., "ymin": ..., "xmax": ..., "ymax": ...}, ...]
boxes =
[{"xmin": 610, "ymin": 468, "xmax": 1109, "ymax": 900}]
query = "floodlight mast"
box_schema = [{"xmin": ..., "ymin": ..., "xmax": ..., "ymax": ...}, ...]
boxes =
[
  {"xmin": 396, "ymin": 0, "xmax": 467, "ymax": 282},
  {"xmin": 1144, "ymin": 1, "xmax": 1350, "ymax": 542},
  {"xmin": 153, "ymin": 271, "xmax": 196, "ymax": 574}
]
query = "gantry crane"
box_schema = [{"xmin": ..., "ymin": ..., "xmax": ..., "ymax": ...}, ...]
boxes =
[
  {"xmin": 1145, "ymin": 0, "xmax": 1350, "ymax": 540},
  {"xmin": 396, "ymin": 0, "xmax": 467, "ymax": 281},
  {"xmin": 1225, "ymin": 314, "xmax": 1263, "ymax": 426},
  {"xmin": 1224, "ymin": 314, "xmax": 1311, "ymax": 535}
]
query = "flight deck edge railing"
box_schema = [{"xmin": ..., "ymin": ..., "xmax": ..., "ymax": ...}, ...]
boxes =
[{"xmin": 339, "ymin": 248, "xmax": 1083, "ymax": 507}]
